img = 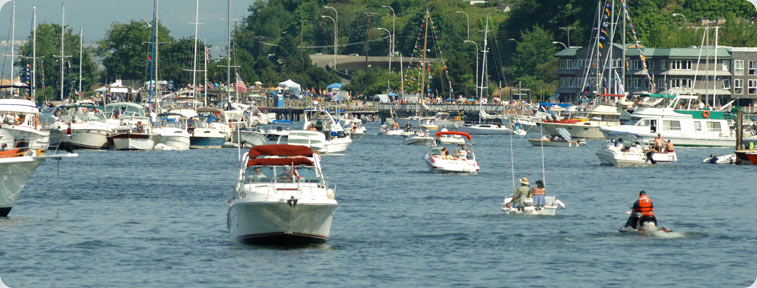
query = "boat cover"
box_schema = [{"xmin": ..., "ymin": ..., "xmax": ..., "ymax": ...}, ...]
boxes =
[
  {"xmin": 246, "ymin": 157, "xmax": 314, "ymax": 167},
  {"xmin": 248, "ymin": 144, "xmax": 314, "ymax": 158},
  {"xmin": 435, "ymin": 131, "xmax": 471, "ymax": 140}
]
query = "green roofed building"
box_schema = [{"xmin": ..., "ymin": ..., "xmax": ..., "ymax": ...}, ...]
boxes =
[{"xmin": 554, "ymin": 44, "xmax": 757, "ymax": 107}]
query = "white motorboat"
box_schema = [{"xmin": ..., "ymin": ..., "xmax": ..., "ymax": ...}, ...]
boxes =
[
  {"xmin": 189, "ymin": 107, "xmax": 228, "ymax": 149},
  {"xmin": 437, "ymin": 133, "xmax": 466, "ymax": 145},
  {"xmin": 402, "ymin": 130, "xmax": 436, "ymax": 146},
  {"xmin": 599, "ymin": 95, "xmax": 756, "ymax": 147},
  {"xmin": 152, "ymin": 113, "xmax": 191, "ymax": 150},
  {"xmin": 0, "ymin": 149, "xmax": 45, "ymax": 217},
  {"xmin": 427, "ymin": 112, "xmax": 463, "ymax": 128},
  {"xmin": 0, "ymin": 98, "xmax": 49, "ymax": 151},
  {"xmin": 540, "ymin": 103, "xmax": 621, "ymax": 139},
  {"xmin": 111, "ymin": 116, "xmax": 154, "ymax": 150},
  {"xmin": 226, "ymin": 110, "xmax": 267, "ymax": 147},
  {"xmin": 340, "ymin": 114, "xmax": 366, "ymax": 137},
  {"xmin": 44, "ymin": 104, "xmax": 110, "ymax": 149},
  {"xmin": 424, "ymin": 131, "xmax": 479, "ymax": 173},
  {"xmin": 596, "ymin": 144, "xmax": 677, "ymax": 166},
  {"xmin": 104, "ymin": 102, "xmax": 147, "ymax": 130},
  {"xmin": 527, "ymin": 128, "xmax": 586, "ymax": 147},
  {"xmin": 457, "ymin": 123, "xmax": 527, "ymax": 136},
  {"xmin": 265, "ymin": 120, "xmax": 295, "ymax": 141},
  {"xmin": 501, "ymin": 196, "xmax": 565, "ymax": 216},
  {"xmin": 228, "ymin": 144, "xmax": 337, "ymax": 245},
  {"xmin": 287, "ymin": 108, "xmax": 351, "ymax": 154},
  {"xmin": 703, "ymin": 153, "xmax": 736, "ymax": 164}
]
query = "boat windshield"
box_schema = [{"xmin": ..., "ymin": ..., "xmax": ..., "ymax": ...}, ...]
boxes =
[
  {"xmin": 157, "ymin": 117, "xmax": 187, "ymax": 129},
  {"xmin": 244, "ymin": 165, "xmax": 321, "ymax": 184},
  {"xmin": 59, "ymin": 106, "xmax": 105, "ymax": 122}
]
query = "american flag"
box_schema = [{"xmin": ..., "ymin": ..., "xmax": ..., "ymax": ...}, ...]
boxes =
[{"xmin": 235, "ymin": 73, "xmax": 247, "ymax": 94}]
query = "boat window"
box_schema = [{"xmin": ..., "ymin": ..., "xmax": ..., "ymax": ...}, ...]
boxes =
[
  {"xmin": 694, "ymin": 121, "xmax": 702, "ymax": 132},
  {"xmin": 635, "ymin": 119, "xmax": 649, "ymax": 127},
  {"xmin": 295, "ymin": 166, "xmax": 321, "ymax": 184},
  {"xmin": 245, "ymin": 166, "xmax": 273, "ymax": 184},
  {"xmin": 663, "ymin": 120, "xmax": 681, "ymax": 131},
  {"xmin": 707, "ymin": 121, "xmax": 721, "ymax": 132}
]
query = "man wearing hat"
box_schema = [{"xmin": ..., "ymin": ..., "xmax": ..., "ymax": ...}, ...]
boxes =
[
  {"xmin": 624, "ymin": 191, "xmax": 657, "ymax": 229},
  {"xmin": 508, "ymin": 177, "xmax": 531, "ymax": 211}
]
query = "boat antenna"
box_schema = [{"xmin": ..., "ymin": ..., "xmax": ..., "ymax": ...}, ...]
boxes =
[
  {"xmin": 540, "ymin": 119, "xmax": 546, "ymax": 190},
  {"xmin": 508, "ymin": 111, "xmax": 515, "ymax": 193}
]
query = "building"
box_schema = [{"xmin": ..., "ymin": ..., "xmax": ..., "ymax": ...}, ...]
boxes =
[{"xmin": 554, "ymin": 44, "xmax": 757, "ymax": 106}]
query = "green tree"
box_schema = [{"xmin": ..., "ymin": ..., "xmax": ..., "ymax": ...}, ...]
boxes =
[
  {"xmin": 97, "ymin": 20, "xmax": 173, "ymax": 83},
  {"xmin": 16, "ymin": 24, "xmax": 97, "ymax": 103}
]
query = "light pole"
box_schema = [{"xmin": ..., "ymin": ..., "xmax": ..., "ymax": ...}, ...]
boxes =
[
  {"xmin": 382, "ymin": 5, "xmax": 395, "ymax": 72},
  {"xmin": 672, "ymin": 13, "xmax": 687, "ymax": 25},
  {"xmin": 321, "ymin": 15, "xmax": 337, "ymax": 69},
  {"xmin": 364, "ymin": 12, "xmax": 377, "ymax": 71},
  {"xmin": 456, "ymin": 10, "xmax": 470, "ymax": 40},
  {"xmin": 551, "ymin": 41, "xmax": 567, "ymax": 49},
  {"xmin": 559, "ymin": 26, "xmax": 575, "ymax": 47},
  {"xmin": 376, "ymin": 27, "xmax": 391, "ymax": 71},
  {"xmin": 323, "ymin": 6, "xmax": 338, "ymax": 68},
  {"xmin": 464, "ymin": 39, "xmax": 479, "ymax": 98}
]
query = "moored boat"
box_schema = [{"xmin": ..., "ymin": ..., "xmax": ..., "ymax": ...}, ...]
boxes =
[{"xmin": 424, "ymin": 131, "xmax": 479, "ymax": 173}]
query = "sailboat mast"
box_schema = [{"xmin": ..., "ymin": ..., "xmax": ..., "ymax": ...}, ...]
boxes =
[
  {"xmin": 480, "ymin": 14, "xmax": 489, "ymax": 100},
  {"xmin": 78, "ymin": 28, "xmax": 82, "ymax": 100},
  {"xmin": 607, "ymin": 0, "xmax": 615, "ymax": 99},
  {"xmin": 226, "ymin": 0, "xmax": 232, "ymax": 103},
  {"xmin": 419, "ymin": 10, "xmax": 429, "ymax": 100},
  {"xmin": 204, "ymin": 42, "xmax": 208, "ymax": 107},
  {"xmin": 10, "ymin": 2, "xmax": 14, "ymax": 96},
  {"xmin": 148, "ymin": 0, "xmax": 156, "ymax": 112},
  {"xmin": 154, "ymin": 0, "xmax": 160, "ymax": 111},
  {"xmin": 192, "ymin": 0, "xmax": 199, "ymax": 102},
  {"xmin": 59, "ymin": 3, "xmax": 64, "ymax": 101},
  {"xmin": 621, "ymin": 1, "xmax": 626, "ymax": 92},
  {"xmin": 713, "ymin": 26, "xmax": 718, "ymax": 108},
  {"xmin": 32, "ymin": 6, "xmax": 36, "ymax": 100}
]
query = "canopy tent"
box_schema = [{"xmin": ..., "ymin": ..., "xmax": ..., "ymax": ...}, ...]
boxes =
[
  {"xmin": 327, "ymin": 83, "xmax": 343, "ymax": 89},
  {"xmin": 278, "ymin": 79, "xmax": 301, "ymax": 92},
  {"xmin": 387, "ymin": 92, "xmax": 399, "ymax": 97}
]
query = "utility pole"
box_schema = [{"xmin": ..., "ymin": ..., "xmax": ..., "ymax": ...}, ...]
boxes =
[{"xmin": 364, "ymin": 12, "xmax": 377, "ymax": 71}]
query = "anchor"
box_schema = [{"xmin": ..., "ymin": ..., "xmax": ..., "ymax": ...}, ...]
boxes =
[{"xmin": 287, "ymin": 196, "xmax": 298, "ymax": 208}]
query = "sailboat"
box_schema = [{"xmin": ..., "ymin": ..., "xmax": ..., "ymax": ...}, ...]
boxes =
[{"xmin": 502, "ymin": 119, "xmax": 565, "ymax": 215}]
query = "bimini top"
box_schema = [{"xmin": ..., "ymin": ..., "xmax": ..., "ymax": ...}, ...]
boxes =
[
  {"xmin": 247, "ymin": 157, "xmax": 313, "ymax": 167},
  {"xmin": 435, "ymin": 131, "xmax": 472, "ymax": 140},
  {"xmin": 248, "ymin": 144, "xmax": 314, "ymax": 158}
]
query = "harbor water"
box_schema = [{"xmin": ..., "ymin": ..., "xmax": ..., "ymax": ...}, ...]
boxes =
[{"xmin": 2, "ymin": 122, "xmax": 756, "ymax": 287}]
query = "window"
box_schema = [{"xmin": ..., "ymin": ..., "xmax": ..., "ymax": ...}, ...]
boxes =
[
  {"xmin": 633, "ymin": 78, "xmax": 640, "ymax": 89},
  {"xmin": 672, "ymin": 60, "xmax": 692, "ymax": 70},
  {"xmin": 670, "ymin": 78, "xmax": 692, "ymax": 89},
  {"xmin": 723, "ymin": 79, "xmax": 730, "ymax": 89},
  {"xmin": 749, "ymin": 79, "xmax": 757, "ymax": 95},
  {"xmin": 566, "ymin": 59, "xmax": 573, "ymax": 70},
  {"xmin": 560, "ymin": 59, "xmax": 567, "ymax": 69},
  {"xmin": 735, "ymin": 79, "xmax": 743, "ymax": 94},
  {"xmin": 694, "ymin": 121, "xmax": 702, "ymax": 132},
  {"xmin": 735, "ymin": 60, "xmax": 744, "ymax": 75},
  {"xmin": 722, "ymin": 60, "xmax": 730, "ymax": 71},
  {"xmin": 661, "ymin": 60, "xmax": 669, "ymax": 70},
  {"xmin": 633, "ymin": 59, "xmax": 641, "ymax": 70},
  {"xmin": 649, "ymin": 60, "xmax": 654, "ymax": 70},
  {"xmin": 663, "ymin": 120, "xmax": 681, "ymax": 131},
  {"xmin": 707, "ymin": 121, "xmax": 721, "ymax": 132},
  {"xmin": 749, "ymin": 60, "xmax": 757, "ymax": 75}
]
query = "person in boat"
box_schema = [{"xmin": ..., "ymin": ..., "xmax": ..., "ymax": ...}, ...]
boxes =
[
  {"xmin": 624, "ymin": 191, "xmax": 657, "ymax": 230},
  {"xmin": 251, "ymin": 167, "xmax": 267, "ymax": 182},
  {"xmin": 391, "ymin": 121, "xmax": 400, "ymax": 131},
  {"xmin": 441, "ymin": 147, "xmax": 450, "ymax": 159},
  {"xmin": 615, "ymin": 138, "xmax": 625, "ymax": 150},
  {"xmin": 532, "ymin": 180, "xmax": 546, "ymax": 210},
  {"xmin": 278, "ymin": 166, "xmax": 295, "ymax": 182},
  {"xmin": 508, "ymin": 177, "xmax": 531, "ymax": 211},
  {"xmin": 459, "ymin": 144, "xmax": 470, "ymax": 159},
  {"xmin": 405, "ymin": 121, "xmax": 413, "ymax": 132},
  {"xmin": 440, "ymin": 125, "xmax": 448, "ymax": 132},
  {"xmin": 629, "ymin": 142, "xmax": 643, "ymax": 153},
  {"xmin": 665, "ymin": 140, "xmax": 674, "ymax": 152},
  {"xmin": 135, "ymin": 121, "xmax": 145, "ymax": 133},
  {"xmin": 654, "ymin": 134, "xmax": 665, "ymax": 152},
  {"xmin": 605, "ymin": 139, "xmax": 616, "ymax": 149}
]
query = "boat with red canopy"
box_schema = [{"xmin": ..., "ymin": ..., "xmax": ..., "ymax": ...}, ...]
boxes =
[
  {"xmin": 227, "ymin": 144, "xmax": 337, "ymax": 245},
  {"xmin": 424, "ymin": 131, "xmax": 479, "ymax": 173}
]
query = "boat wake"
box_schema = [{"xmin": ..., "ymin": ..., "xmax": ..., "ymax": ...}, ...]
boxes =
[{"xmin": 645, "ymin": 230, "xmax": 687, "ymax": 239}]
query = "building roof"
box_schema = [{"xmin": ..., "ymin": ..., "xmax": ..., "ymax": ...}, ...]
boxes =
[
  {"xmin": 554, "ymin": 47, "xmax": 582, "ymax": 57},
  {"xmin": 626, "ymin": 47, "xmax": 731, "ymax": 59}
]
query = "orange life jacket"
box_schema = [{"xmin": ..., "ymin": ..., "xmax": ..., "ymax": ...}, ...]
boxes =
[{"xmin": 637, "ymin": 195, "xmax": 654, "ymax": 216}]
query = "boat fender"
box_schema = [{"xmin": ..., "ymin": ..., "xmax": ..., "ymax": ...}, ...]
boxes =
[
  {"xmin": 556, "ymin": 199, "xmax": 566, "ymax": 208},
  {"xmin": 702, "ymin": 110, "xmax": 710, "ymax": 118},
  {"xmin": 287, "ymin": 196, "xmax": 298, "ymax": 208}
]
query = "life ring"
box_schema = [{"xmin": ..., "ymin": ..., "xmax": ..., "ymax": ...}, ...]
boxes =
[{"xmin": 702, "ymin": 110, "xmax": 710, "ymax": 118}]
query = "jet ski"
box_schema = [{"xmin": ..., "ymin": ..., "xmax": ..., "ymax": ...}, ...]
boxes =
[
  {"xmin": 619, "ymin": 212, "xmax": 671, "ymax": 234},
  {"xmin": 702, "ymin": 153, "xmax": 736, "ymax": 164}
]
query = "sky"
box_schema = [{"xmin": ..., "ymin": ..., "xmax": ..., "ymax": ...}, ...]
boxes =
[{"xmin": 0, "ymin": 0, "xmax": 252, "ymax": 53}]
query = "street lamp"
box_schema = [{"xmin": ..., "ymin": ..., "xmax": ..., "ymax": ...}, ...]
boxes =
[
  {"xmin": 552, "ymin": 41, "xmax": 567, "ymax": 49},
  {"xmin": 323, "ymin": 6, "xmax": 338, "ymax": 68},
  {"xmin": 672, "ymin": 13, "xmax": 687, "ymax": 24},
  {"xmin": 376, "ymin": 27, "xmax": 391, "ymax": 70},
  {"xmin": 464, "ymin": 39, "xmax": 479, "ymax": 98},
  {"xmin": 559, "ymin": 26, "xmax": 575, "ymax": 47},
  {"xmin": 321, "ymin": 15, "xmax": 337, "ymax": 69},
  {"xmin": 455, "ymin": 10, "xmax": 470, "ymax": 40},
  {"xmin": 382, "ymin": 5, "xmax": 395, "ymax": 72}
]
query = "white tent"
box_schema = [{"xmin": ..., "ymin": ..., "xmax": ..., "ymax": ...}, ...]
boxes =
[{"xmin": 277, "ymin": 79, "xmax": 301, "ymax": 93}]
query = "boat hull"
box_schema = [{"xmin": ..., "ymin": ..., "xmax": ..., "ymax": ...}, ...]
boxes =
[
  {"xmin": 457, "ymin": 124, "xmax": 526, "ymax": 136},
  {"xmin": 424, "ymin": 155, "xmax": 479, "ymax": 173},
  {"xmin": 0, "ymin": 156, "xmax": 45, "ymax": 217},
  {"xmin": 502, "ymin": 196, "xmax": 564, "ymax": 216},
  {"xmin": 190, "ymin": 136, "xmax": 226, "ymax": 149},
  {"xmin": 527, "ymin": 139, "xmax": 584, "ymax": 147},
  {"xmin": 227, "ymin": 201, "xmax": 337, "ymax": 245},
  {"xmin": 153, "ymin": 134, "xmax": 190, "ymax": 150},
  {"xmin": 51, "ymin": 129, "xmax": 109, "ymax": 149},
  {"xmin": 112, "ymin": 134, "xmax": 154, "ymax": 150},
  {"xmin": 231, "ymin": 130, "xmax": 268, "ymax": 147},
  {"xmin": 540, "ymin": 122, "xmax": 608, "ymax": 139},
  {"xmin": 595, "ymin": 148, "xmax": 677, "ymax": 167}
]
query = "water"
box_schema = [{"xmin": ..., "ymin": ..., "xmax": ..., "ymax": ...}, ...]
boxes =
[{"xmin": 2, "ymin": 122, "xmax": 757, "ymax": 287}]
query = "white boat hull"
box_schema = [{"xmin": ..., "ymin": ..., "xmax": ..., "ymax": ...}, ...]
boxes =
[
  {"xmin": 0, "ymin": 126, "xmax": 50, "ymax": 151},
  {"xmin": 502, "ymin": 196, "xmax": 565, "ymax": 216},
  {"xmin": 403, "ymin": 136, "xmax": 435, "ymax": 146},
  {"xmin": 231, "ymin": 130, "xmax": 268, "ymax": 147},
  {"xmin": 51, "ymin": 128, "xmax": 109, "ymax": 149},
  {"xmin": 112, "ymin": 135, "xmax": 154, "ymax": 150},
  {"xmin": 228, "ymin": 201, "xmax": 337, "ymax": 245},
  {"xmin": 153, "ymin": 134, "xmax": 190, "ymax": 150},
  {"xmin": 527, "ymin": 139, "xmax": 585, "ymax": 147},
  {"xmin": 288, "ymin": 130, "xmax": 351, "ymax": 154},
  {"xmin": 424, "ymin": 154, "xmax": 479, "ymax": 173},
  {"xmin": 0, "ymin": 156, "xmax": 45, "ymax": 216},
  {"xmin": 457, "ymin": 124, "xmax": 526, "ymax": 136},
  {"xmin": 541, "ymin": 121, "xmax": 618, "ymax": 139},
  {"xmin": 595, "ymin": 147, "xmax": 677, "ymax": 167}
]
